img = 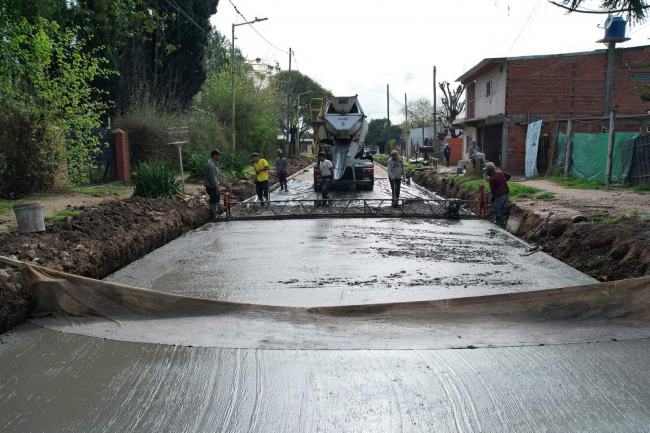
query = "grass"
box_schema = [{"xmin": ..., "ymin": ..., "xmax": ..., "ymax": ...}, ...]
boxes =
[
  {"xmin": 630, "ymin": 183, "xmax": 650, "ymax": 195},
  {"xmin": 0, "ymin": 201, "xmax": 13, "ymax": 216},
  {"xmin": 547, "ymin": 174, "xmax": 613, "ymax": 190},
  {"xmin": 70, "ymin": 182, "xmax": 129, "ymax": 197},
  {"xmin": 374, "ymin": 154, "xmax": 388, "ymax": 164},
  {"xmin": 457, "ymin": 178, "xmax": 554, "ymax": 199},
  {"xmin": 44, "ymin": 210, "xmax": 82, "ymax": 221},
  {"xmin": 589, "ymin": 214, "xmax": 623, "ymax": 223},
  {"xmin": 630, "ymin": 209, "xmax": 641, "ymax": 216},
  {"xmin": 7, "ymin": 225, "xmax": 17, "ymax": 231}
]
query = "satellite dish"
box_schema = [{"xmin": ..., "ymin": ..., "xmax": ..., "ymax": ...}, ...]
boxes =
[{"xmin": 604, "ymin": 15, "xmax": 614, "ymax": 29}]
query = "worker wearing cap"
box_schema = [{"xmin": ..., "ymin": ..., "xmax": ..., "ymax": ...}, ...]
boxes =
[
  {"xmin": 317, "ymin": 152, "xmax": 335, "ymax": 206},
  {"xmin": 387, "ymin": 150, "xmax": 406, "ymax": 208},
  {"xmin": 485, "ymin": 162, "xmax": 511, "ymax": 225},
  {"xmin": 251, "ymin": 152, "xmax": 270, "ymax": 206},
  {"xmin": 204, "ymin": 149, "xmax": 221, "ymax": 220},
  {"xmin": 443, "ymin": 143, "xmax": 451, "ymax": 167},
  {"xmin": 275, "ymin": 149, "xmax": 289, "ymax": 191}
]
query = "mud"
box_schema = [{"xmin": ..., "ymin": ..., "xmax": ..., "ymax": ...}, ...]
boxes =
[
  {"xmin": 0, "ymin": 196, "xmax": 209, "ymax": 333},
  {"xmin": 412, "ymin": 171, "xmax": 650, "ymax": 280}
]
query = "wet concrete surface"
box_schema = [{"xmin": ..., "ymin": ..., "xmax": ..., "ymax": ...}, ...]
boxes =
[
  {"xmin": 2, "ymin": 324, "xmax": 650, "ymax": 432},
  {"xmin": 3, "ymin": 169, "xmax": 650, "ymax": 431},
  {"xmin": 251, "ymin": 163, "xmax": 438, "ymax": 205},
  {"xmin": 106, "ymin": 218, "xmax": 594, "ymax": 306}
]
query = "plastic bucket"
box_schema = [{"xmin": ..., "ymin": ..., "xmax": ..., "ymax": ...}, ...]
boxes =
[
  {"xmin": 456, "ymin": 167, "xmax": 463, "ymax": 174},
  {"xmin": 13, "ymin": 202, "xmax": 46, "ymax": 234}
]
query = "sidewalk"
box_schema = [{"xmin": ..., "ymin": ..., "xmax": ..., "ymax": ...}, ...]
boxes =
[{"xmin": 513, "ymin": 178, "xmax": 650, "ymax": 219}]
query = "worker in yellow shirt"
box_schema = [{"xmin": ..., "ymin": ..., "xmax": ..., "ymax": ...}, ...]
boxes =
[{"xmin": 251, "ymin": 152, "xmax": 270, "ymax": 206}]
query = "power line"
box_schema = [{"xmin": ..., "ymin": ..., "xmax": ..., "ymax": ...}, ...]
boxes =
[
  {"xmin": 507, "ymin": 0, "xmax": 543, "ymax": 55},
  {"xmin": 291, "ymin": 50, "xmax": 299, "ymax": 71},
  {"xmin": 227, "ymin": 0, "xmax": 287, "ymax": 53},
  {"xmin": 165, "ymin": 0, "xmax": 208, "ymax": 34}
]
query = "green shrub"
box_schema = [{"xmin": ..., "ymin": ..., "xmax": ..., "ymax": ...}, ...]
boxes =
[
  {"xmin": 131, "ymin": 161, "xmax": 182, "ymax": 199},
  {"xmin": 187, "ymin": 152, "xmax": 209, "ymax": 182},
  {"xmin": 218, "ymin": 153, "xmax": 250, "ymax": 183}
]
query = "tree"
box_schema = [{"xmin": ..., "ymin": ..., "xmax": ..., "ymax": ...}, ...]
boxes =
[
  {"xmin": 438, "ymin": 81, "xmax": 465, "ymax": 138},
  {"xmin": 269, "ymin": 71, "xmax": 331, "ymax": 144},
  {"xmin": 402, "ymin": 98, "xmax": 434, "ymax": 130},
  {"xmin": 0, "ymin": 17, "xmax": 111, "ymax": 192},
  {"xmin": 554, "ymin": 1, "xmax": 648, "ymax": 24},
  {"xmin": 366, "ymin": 119, "xmax": 402, "ymax": 147}
]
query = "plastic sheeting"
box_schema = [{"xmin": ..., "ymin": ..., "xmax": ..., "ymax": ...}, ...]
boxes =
[
  {"xmin": 525, "ymin": 120, "xmax": 543, "ymax": 177},
  {"xmin": 23, "ymin": 264, "xmax": 650, "ymax": 350},
  {"xmin": 569, "ymin": 132, "xmax": 637, "ymax": 185},
  {"xmin": 555, "ymin": 133, "xmax": 568, "ymax": 169}
]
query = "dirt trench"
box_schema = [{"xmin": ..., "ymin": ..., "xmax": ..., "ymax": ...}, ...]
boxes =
[
  {"xmin": 411, "ymin": 171, "xmax": 650, "ymax": 282},
  {"xmin": 0, "ymin": 196, "xmax": 209, "ymax": 334},
  {"xmin": 0, "ymin": 156, "xmax": 314, "ymax": 334}
]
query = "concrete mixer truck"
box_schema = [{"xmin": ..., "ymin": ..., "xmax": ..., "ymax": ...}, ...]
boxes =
[{"xmin": 309, "ymin": 96, "xmax": 374, "ymax": 191}]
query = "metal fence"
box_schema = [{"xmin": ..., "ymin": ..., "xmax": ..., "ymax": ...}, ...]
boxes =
[
  {"xmin": 629, "ymin": 135, "xmax": 650, "ymax": 186},
  {"xmin": 86, "ymin": 128, "xmax": 117, "ymax": 185},
  {"xmin": 222, "ymin": 194, "xmax": 489, "ymax": 222}
]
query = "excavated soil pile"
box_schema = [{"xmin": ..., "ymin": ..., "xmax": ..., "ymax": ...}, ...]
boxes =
[
  {"xmin": 0, "ymin": 196, "xmax": 208, "ymax": 333},
  {"xmin": 412, "ymin": 171, "xmax": 650, "ymax": 281},
  {"xmin": 216, "ymin": 155, "xmax": 313, "ymax": 202}
]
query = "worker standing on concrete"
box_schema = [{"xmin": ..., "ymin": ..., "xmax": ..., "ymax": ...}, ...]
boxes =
[
  {"xmin": 275, "ymin": 149, "xmax": 289, "ymax": 192},
  {"xmin": 443, "ymin": 143, "xmax": 451, "ymax": 167},
  {"xmin": 469, "ymin": 141, "xmax": 481, "ymax": 159},
  {"xmin": 387, "ymin": 150, "xmax": 406, "ymax": 208},
  {"xmin": 251, "ymin": 153, "xmax": 270, "ymax": 206},
  {"xmin": 204, "ymin": 149, "xmax": 221, "ymax": 220},
  {"xmin": 485, "ymin": 162, "xmax": 511, "ymax": 225},
  {"xmin": 317, "ymin": 152, "xmax": 335, "ymax": 207}
]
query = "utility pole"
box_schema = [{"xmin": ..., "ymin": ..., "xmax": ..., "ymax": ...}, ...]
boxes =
[
  {"xmin": 433, "ymin": 66, "xmax": 437, "ymax": 148},
  {"xmin": 387, "ymin": 84, "xmax": 390, "ymax": 154},
  {"xmin": 231, "ymin": 24, "xmax": 235, "ymax": 153},
  {"xmin": 606, "ymin": 110, "xmax": 616, "ymax": 185},
  {"xmin": 405, "ymin": 93, "xmax": 408, "ymax": 157},
  {"xmin": 286, "ymin": 48, "xmax": 292, "ymax": 155},
  {"xmin": 231, "ymin": 17, "xmax": 268, "ymax": 154}
]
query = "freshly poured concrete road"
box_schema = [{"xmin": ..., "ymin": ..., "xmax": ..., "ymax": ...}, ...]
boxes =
[{"xmin": 3, "ymin": 205, "xmax": 650, "ymax": 430}]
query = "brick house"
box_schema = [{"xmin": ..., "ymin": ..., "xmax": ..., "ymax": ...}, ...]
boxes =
[{"xmin": 453, "ymin": 45, "xmax": 650, "ymax": 171}]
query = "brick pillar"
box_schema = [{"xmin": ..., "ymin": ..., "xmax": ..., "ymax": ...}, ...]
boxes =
[
  {"xmin": 445, "ymin": 137, "xmax": 464, "ymax": 166},
  {"xmin": 113, "ymin": 128, "xmax": 130, "ymax": 181}
]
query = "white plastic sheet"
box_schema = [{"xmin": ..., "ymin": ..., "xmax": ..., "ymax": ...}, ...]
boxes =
[{"xmin": 525, "ymin": 120, "xmax": 543, "ymax": 177}]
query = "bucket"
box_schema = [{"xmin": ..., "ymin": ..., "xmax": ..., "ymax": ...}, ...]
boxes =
[
  {"xmin": 13, "ymin": 202, "xmax": 46, "ymax": 234},
  {"xmin": 456, "ymin": 167, "xmax": 463, "ymax": 174}
]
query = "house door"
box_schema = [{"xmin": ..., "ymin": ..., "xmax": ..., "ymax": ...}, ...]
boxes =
[{"xmin": 479, "ymin": 125, "xmax": 502, "ymax": 166}]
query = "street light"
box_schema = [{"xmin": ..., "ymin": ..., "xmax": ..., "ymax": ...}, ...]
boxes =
[
  {"xmin": 293, "ymin": 91, "xmax": 313, "ymax": 156},
  {"xmin": 232, "ymin": 17, "xmax": 268, "ymax": 154}
]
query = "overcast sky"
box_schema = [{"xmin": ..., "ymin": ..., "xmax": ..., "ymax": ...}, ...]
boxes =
[{"xmin": 210, "ymin": 0, "xmax": 650, "ymax": 123}]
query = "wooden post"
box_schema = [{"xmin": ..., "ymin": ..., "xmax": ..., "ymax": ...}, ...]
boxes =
[
  {"xmin": 547, "ymin": 116, "xmax": 558, "ymax": 172},
  {"xmin": 606, "ymin": 110, "xmax": 616, "ymax": 185},
  {"xmin": 564, "ymin": 120, "xmax": 572, "ymax": 175}
]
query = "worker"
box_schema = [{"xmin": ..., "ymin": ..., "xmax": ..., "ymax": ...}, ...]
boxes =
[
  {"xmin": 204, "ymin": 149, "xmax": 221, "ymax": 220},
  {"xmin": 443, "ymin": 143, "xmax": 451, "ymax": 167},
  {"xmin": 316, "ymin": 152, "xmax": 335, "ymax": 207},
  {"xmin": 251, "ymin": 152, "xmax": 270, "ymax": 206},
  {"xmin": 485, "ymin": 162, "xmax": 511, "ymax": 225},
  {"xmin": 387, "ymin": 150, "xmax": 406, "ymax": 208},
  {"xmin": 275, "ymin": 149, "xmax": 289, "ymax": 191},
  {"xmin": 469, "ymin": 141, "xmax": 481, "ymax": 159}
]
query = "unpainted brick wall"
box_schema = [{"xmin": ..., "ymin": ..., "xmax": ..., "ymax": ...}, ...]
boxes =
[{"xmin": 504, "ymin": 46, "xmax": 650, "ymax": 170}]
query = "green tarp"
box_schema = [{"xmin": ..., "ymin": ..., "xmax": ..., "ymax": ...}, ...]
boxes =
[{"xmin": 560, "ymin": 132, "xmax": 637, "ymax": 185}]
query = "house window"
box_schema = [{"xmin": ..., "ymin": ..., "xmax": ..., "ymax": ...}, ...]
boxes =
[{"xmin": 486, "ymin": 81, "xmax": 492, "ymax": 97}]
